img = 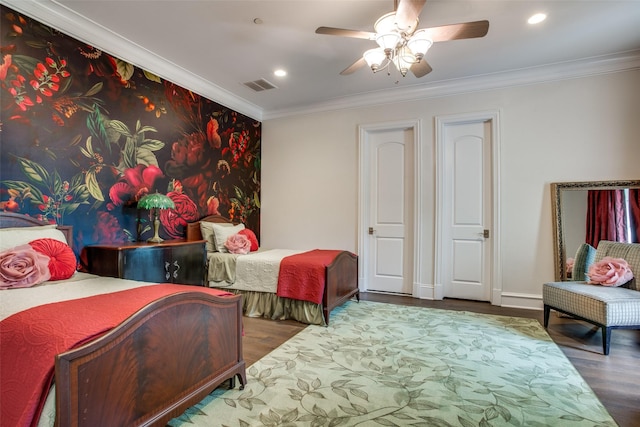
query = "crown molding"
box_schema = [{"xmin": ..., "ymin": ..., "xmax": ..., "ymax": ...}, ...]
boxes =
[
  {"xmin": 4, "ymin": 0, "xmax": 639, "ymax": 123},
  {"xmin": 1, "ymin": 0, "xmax": 264, "ymax": 121},
  {"xmin": 262, "ymin": 49, "xmax": 640, "ymax": 120}
]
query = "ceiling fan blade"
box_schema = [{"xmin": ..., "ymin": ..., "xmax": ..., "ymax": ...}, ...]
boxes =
[
  {"xmin": 411, "ymin": 59, "xmax": 432, "ymax": 78},
  {"xmin": 423, "ymin": 20, "xmax": 490, "ymax": 42},
  {"xmin": 395, "ymin": 0, "xmax": 427, "ymax": 30},
  {"xmin": 340, "ymin": 57, "xmax": 367, "ymax": 75},
  {"xmin": 315, "ymin": 26, "xmax": 375, "ymax": 40}
]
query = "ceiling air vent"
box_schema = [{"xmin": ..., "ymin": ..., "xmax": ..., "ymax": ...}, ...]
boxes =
[{"xmin": 243, "ymin": 78, "xmax": 277, "ymax": 92}]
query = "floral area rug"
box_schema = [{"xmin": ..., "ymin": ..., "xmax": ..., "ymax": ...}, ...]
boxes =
[{"xmin": 168, "ymin": 301, "xmax": 616, "ymax": 427}]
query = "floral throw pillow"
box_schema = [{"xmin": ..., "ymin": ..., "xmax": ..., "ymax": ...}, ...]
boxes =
[
  {"xmin": 225, "ymin": 233, "xmax": 251, "ymax": 255},
  {"xmin": 588, "ymin": 257, "xmax": 634, "ymax": 287},
  {"xmin": 0, "ymin": 245, "xmax": 51, "ymax": 290}
]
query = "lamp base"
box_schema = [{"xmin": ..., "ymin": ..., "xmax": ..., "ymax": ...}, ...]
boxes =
[{"xmin": 147, "ymin": 214, "xmax": 164, "ymax": 243}]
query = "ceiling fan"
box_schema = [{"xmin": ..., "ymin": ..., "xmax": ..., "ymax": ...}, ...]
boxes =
[{"xmin": 315, "ymin": 0, "xmax": 489, "ymax": 78}]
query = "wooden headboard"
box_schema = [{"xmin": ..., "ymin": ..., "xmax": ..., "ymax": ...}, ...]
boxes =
[
  {"xmin": 0, "ymin": 212, "xmax": 74, "ymax": 250},
  {"xmin": 185, "ymin": 214, "xmax": 234, "ymax": 241}
]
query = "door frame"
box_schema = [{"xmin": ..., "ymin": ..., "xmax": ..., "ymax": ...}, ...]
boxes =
[
  {"xmin": 434, "ymin": 111, "xmax": 502, "ymax": 304},
  {"xmin": 358, "ymin": 119, "xmax": 422, "ymax": 296}
]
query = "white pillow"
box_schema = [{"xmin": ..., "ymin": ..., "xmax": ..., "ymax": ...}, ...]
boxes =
[
  {"xmin": 200, "ymin": 221, "xmax": 236, "ymax": 252},
  {"xmin": 0, "ymin": 225, "xmax": 68, "ymax": 251},
  {"xmin": 211, "ymin": 223, "xmax": 245, "ymax": 253}
]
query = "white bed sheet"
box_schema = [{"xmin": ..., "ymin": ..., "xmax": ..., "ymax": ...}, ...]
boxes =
[
  {"xmin": 0, "ymin": 272, "xmax": 160, "ymax": 321},
  {"xmin": 208, "ymin": 249, "xmax": 303, "ymax": 293}
]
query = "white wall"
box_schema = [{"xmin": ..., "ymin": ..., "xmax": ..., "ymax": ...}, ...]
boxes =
[{"xmin": 261, "ymin": 69, "xmax": 640, "ymax": 309}]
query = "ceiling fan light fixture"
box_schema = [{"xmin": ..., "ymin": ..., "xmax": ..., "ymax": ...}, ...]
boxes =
[
  {"xmin": 374, "ymin": 12, "xmax": 398, "ymax": 34},
  {"xmin": 363, "ymin": 48, "xmax": 387, "ymax": 71},
  {"xmin": 393, "ymin": 46, "xmax": 415, "ymax": 77},
  {"xmin": 375, "ymin": 32, "xmax": 401, "ymax": 52},
  {"xmin": 406, "ymin": 30, "xmax": 433, "ymax": 61}
]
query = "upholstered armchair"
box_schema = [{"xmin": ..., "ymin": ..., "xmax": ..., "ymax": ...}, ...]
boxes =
[{"xmin": 543, "ymin": 240, "xmax": 640, "ymax": 355}]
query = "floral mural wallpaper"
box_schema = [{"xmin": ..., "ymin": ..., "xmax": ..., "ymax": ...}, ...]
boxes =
[{"xmin": 0, "ymin": 5, "xmax": 261, "ymax": 268}]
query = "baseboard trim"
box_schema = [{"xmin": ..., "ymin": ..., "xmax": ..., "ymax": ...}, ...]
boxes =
[{"xmin": 500, "ymin": 292, "xmax": 543, "ymax": 311}]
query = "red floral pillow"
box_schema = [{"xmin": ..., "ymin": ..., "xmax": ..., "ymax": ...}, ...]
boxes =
[
  {"xmin": 29, "ymin": 238, "xmax": 77, "ymax": 281},
  {"xmin": 238, "ymin": 229, "xmax": 259, "ymax": 252}
]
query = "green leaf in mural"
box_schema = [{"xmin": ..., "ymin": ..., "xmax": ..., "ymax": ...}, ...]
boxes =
[
  {"xmin": 109, "ymin": 120, "xmax": 133, "ymax": 138},
  {"xmin": 11, "ymin": 54, "xmax": 40, "ymax": 75},
  {"xmin": 84, "ymin": 82, "xmax": 103, "ymax": 97},
  {"xmin": 15, "ymin": 156, "xmax": 49, "ymax": 185},
  {"xmin": 85, "ymin": 168, "xmax": 104, "ymax": 201},
  {"xmin": 143, "ymin": 70, "xmax": 162, "ymax": 83},
  {"xmin": 138, "ymin": 125, "xmax": 157, "ymax": 134},
  {"xmin": 58, "ymin": 75, "xmax": 73, "ymax": 95},
  {"xmin": 115, "ymin": 59, "xmax": 135, "ymax": 82},
  {"xmin": 69, "ymin": 134, "xmax": 83, "ymax": 147},
  {"xmin": 87, "ymin": 108, "xmax": 111, "ymax": 155},
  {"xmin": 25, "ymin": 40, "xmax": 48, "ymax": 49},
  {"xmin": 139, "ymin": 139, "xmax": 164, "ymax": 152},
  {"xmin": 136, "ymin": 148, "xmax": 159, "ymax": 167},
  {"xmin": 121, "ymin": 136, "xmax": 137, "ymax": 170}
]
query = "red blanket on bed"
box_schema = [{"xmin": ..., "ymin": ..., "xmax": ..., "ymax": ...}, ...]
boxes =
[
  {"xmin": 276, "ymin": 249, "xmax": 343, "ymax": 305},
  {"xmin": 0, "ymin": 284, "xmax": 233, "ymax": 427}
]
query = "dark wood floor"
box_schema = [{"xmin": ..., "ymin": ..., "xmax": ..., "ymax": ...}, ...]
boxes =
[{"xmin": 241, "ymin": 292, "xmax": 640, "ymax": 427}]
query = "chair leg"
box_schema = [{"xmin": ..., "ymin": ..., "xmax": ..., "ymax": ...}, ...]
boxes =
[
  {"xmin": 543, "ymin": 305, "xmax": 551, "ymax": 328},
  {"xmin": 602, "ymin": 326, "xmax": 611, "ymax": 355}
]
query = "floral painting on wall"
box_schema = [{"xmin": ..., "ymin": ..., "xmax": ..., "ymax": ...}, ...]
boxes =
[{"xmin": 0, "ymin": 5, "xmax": 261, "ymax": 267}]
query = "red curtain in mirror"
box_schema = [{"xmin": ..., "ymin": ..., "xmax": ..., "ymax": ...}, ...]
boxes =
[
  {"xmin": 585, "ymin": 189, "xmax": 627, "ymax": 247},
  {"xmin": 630, "ymin": 189, "xmax": 640, "ymax": 242}
]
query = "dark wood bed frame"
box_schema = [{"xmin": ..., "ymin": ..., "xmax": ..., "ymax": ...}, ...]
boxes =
[
  {"xmin": 0, "ymin": 212, "xmax": 246, "ymax": 426},
  {"xmin": 186, "ymin": 214, "xmax": 360, "ymax": 324}
]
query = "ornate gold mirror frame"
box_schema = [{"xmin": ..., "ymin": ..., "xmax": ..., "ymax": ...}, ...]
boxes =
[{"xmin": 551, "ymin": 180, "xmax": 640, "ymax": 281}]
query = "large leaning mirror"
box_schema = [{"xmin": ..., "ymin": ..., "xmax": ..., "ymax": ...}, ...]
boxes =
[{"xmin": 551, "ymin": 180, "xmax": 640, "ymax": 281}]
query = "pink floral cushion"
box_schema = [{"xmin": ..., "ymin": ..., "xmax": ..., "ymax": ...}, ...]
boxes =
[
  {"xmin": 588, "ymin": 256, "xmax": 634, "ymax": 287},
  {"xmin": 238, "ymin": 228, "xmax": 259, "ymax": 252},
  {"xmin": 224, "ymin": 233, "xmax": 251, "ymax": 255},
  {"xmin": 0, "ymin": 245, "xmax": 51, "ymax": 290},
  {"xmin": 29, "ymin": 238, "xmax": 77, "ymax": 280}
]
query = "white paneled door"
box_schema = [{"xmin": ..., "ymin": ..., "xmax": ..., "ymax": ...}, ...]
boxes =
[
  {"xmin": 439, "ymin": 119, "xmax": 493, "ymax": 301},
  {"xmin": 363, "ymin": 126, "xmax": 414, "ymax": 294}
]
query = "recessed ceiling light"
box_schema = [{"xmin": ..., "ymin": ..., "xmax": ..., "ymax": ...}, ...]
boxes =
[
  {"xmin": 274, "ymin": 69, "xmax": 287, "ymax": 77},
  {"xmin": 528, "ymin": 13, "xmax": 547, "ymax": 25}
]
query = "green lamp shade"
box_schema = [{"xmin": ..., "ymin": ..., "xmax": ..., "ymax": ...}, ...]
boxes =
[{"xmin": 137, "ymin": 192, "xmax": 175, "ymax": 210}]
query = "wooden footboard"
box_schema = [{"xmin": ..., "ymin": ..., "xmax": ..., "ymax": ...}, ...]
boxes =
[
  {"xmin": 323, "ymin": 251, "xmax": 359, "ymax": 324},
  {"xmin": 55, "ymin": 291, "xmax": 246, "ymax": 427}
]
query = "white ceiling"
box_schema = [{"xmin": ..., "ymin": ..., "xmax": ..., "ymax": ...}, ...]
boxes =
[{"xmin": 4, "ymin": 0, "xmax": 640, "ymax": 120}]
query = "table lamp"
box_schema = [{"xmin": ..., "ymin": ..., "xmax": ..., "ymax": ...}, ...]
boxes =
[{"xmin": 137, "ymin": 192, "xmax": 175, "ymax": 243}]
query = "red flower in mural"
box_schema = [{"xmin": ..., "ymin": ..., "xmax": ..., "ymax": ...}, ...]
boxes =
[
  {"xmin": 109, "ymin": 164, "xmax": 164, "ymax": 207},
  {"xmin": 206, "ymin": 196, "xmax": 220, "ymax": 216},
  {"xmin": 170, "ymin": 132, "xmax": 207, "ymax": 168},
  {"xmin": 0, "ymin": 53, "xmax": 12, "ymax": 81},
  {"xmin": 92, "ymin": 211, "xmax": 127, "ymax": 243},
  {"xmin": 207, "ymin": 118, "xmax": 222, "ymax": 149},
  {"xmin": 159, "ymin": 191, "xmax": 199, "ymax": 239}
]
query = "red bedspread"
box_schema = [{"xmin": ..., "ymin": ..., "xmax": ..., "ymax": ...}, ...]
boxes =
[
  {"xmin": 276, "ymin": 249, "xmax": 343, "ymax": 305},
  {"xmin": 0, "ymin": 284, "xmax": 233, "ymax": 427}
]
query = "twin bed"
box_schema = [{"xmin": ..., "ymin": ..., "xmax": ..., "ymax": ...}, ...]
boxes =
[
  {"xmin": 185, "ymin": 214, "xmax": 360, "ymax": 326},
  {"xmin": 1, "ymin": 212, "xmax": 359, "ymax": 426},
  {"xmin": 0, "ymin": 213, "xmax": 245, "ymax": 427}
]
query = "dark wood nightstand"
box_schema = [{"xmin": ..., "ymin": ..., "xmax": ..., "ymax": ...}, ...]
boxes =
[{"xmin": 86, "ymin": 240, "xmax": 206, "ymax": 286}]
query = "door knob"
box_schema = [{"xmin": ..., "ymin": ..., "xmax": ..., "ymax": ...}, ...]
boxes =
[{"xmin": 368, "ymin": 227, "xmax": 375, "ymax": 235}]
